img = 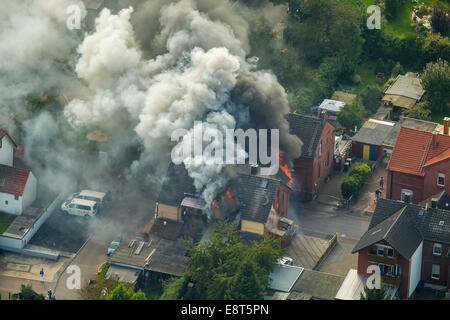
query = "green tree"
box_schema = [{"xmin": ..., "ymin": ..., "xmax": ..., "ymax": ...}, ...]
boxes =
[
  {"xmin": 360, "ymin": 284, "xmax": 392, "ymax": 300},
  {"xmin": 384, "ymin": 0, "xmax": 406, "ymax": 21},
  {"xmin": 404, "ymin": 102, "xmax": 432, "ymax": 121},
  {"xmin": 361, "ymin": 85, "xmax": 383, "ymax": 114},
  {"xmin": 431, "ymin": 4, "xmax": 450, "ymax": 36},
  {"xmin": 421, "ymin": 59, "xmax": 450, "ymax": 114},
  {"xmin": 224, "ymin": 259, "xmax": 265, "ymax": 300},
  {"xmin": 130, "ymin": 290, "xmax": 147, "ymax": 300},
  {"xmin": 107, "ymin": 283, "xmax": 133, "ymax": 300},
  {"xmin": 13, "ymin": 284, "xmax": 45, "ymax": 300},
  {"xmin": 285, "ymin": 0, "xmax": 363, "ymax": 64},
  {"xmin": 162, "ymin": 222, "xmax": 283, "ymax": 300},
  {"xmin": 337, "ymin": 101, "xmax": 365, "ymax": 131}
]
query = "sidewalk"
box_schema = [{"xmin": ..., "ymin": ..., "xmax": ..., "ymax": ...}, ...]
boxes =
[{"xmin": 351, "ymin": 164, "xmax": 388, "ymax": 213}]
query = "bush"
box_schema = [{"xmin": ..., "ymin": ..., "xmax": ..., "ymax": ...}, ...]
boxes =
[{"xmin": 341, "ymin": 164, "xmax": 372, "ymax": 199}]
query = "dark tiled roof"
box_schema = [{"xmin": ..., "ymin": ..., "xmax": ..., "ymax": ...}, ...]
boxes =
[
  {"xmin": 236, "ymin": 174, "xmax": 280, "ymax": 223},
  {"xmin": 354, "ymin": 198, "xmax": 450, "ymax": 257},
  {"xmin": 0, "ymin": 165, "xmax": 31, "ymax": 196},
  {"xmin": 351, "ymin": 119, "xmax": 396, "ymax": 146},
  {"xmin": 149, "ymin": 218, "xmax": 184, "ymax": 240},
  {"xmin": 287, "ymin": 113, "xmax": 330, "ymax": 158},
  {"xmin": 157, "ymin": 163, "xmax": 197, "ymax": 207},
  {"xmin": 352, "ymin": 207, "xmax": 422, "ymax": 259},
  {"xmin": 146, "ymin": 238, "xmax": 189, "ymax": 277}
]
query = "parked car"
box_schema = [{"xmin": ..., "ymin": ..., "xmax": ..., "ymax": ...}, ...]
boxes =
[
  {"xmin": 74, "ymin": 190, "xmax": 110, "ymax": 208},
  {"xmin": 278, "ymin": 256, "xmax": 293, "ymax": 266},
  {"xmin": 61, "ymin": 198, "xmax": 98, "ymax": 217},
  {"xmin": 107, "ymin": 236, "xmax": 122, "ymax": 256}
]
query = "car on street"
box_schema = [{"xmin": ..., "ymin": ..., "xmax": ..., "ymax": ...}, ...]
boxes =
[{"xmin": 278, "ymin": 256, "xmax": 294, "ymax": 266}]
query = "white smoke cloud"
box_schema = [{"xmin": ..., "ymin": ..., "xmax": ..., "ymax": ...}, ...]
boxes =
[{"xmin": 64, "ymin": 0, "xmax": 302, "ymax": 206}]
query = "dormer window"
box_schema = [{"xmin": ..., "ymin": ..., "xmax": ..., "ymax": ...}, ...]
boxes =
[
  {"xmin": 377, "ymin": 246, "xmax": 384, "ymax": 256},
  {"xmin": 437, "ymin": 173, "xmax": 445, "ymax": 187}
]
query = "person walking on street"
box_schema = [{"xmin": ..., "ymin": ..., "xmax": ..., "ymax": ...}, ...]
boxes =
[
  {"xmin": 375, "ymin": 189, "xmax": 382, "ymax": 201},
  {"xmin": 40, "ymin": 268, "xmax": 44, "ymax": 283},
  {"xmin": 379, "ymin": 176, "xmax": 384, "ymax": 189}
]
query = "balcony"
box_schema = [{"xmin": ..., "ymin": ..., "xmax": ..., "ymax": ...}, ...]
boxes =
[
  {"xmin": 381, "ymin": 275, "xmax": 401, "ymax": 286},
  {"xmin": 367, "ymin": 253, "xmax": 398, "ymax": 265}
]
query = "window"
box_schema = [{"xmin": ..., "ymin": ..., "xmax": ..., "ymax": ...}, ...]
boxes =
[
  {"xmin": 377, "ymin": 247, "xmax": 384, "ymax": 256},
  {"xmin": 387, "ymin": 248, "xmax": 394, "ymax": 258},
  {"xmin": 433, "ymin": 243, "xmax": 442, "ymax": 256},
  {"xmin": 4, "ymin": 200, "xmax": 7, "ymax": 205},
  {"xmin": 437, "ymin": 173, "xmax": 445, "ymax": 187},
  {"xmin": 401, "ymin": 189, "xmax": 413, "ymax": 204},
  {"xmin": 431, "ymin": 265, "xmax": 440, "ymax": 280}
]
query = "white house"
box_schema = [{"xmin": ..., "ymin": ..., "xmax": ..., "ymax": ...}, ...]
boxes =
[
  {"xmin": 0, "ymin": 129, "xmax": 37, "ymax": 215},
  {"xmin": 0, "ymin": 165, "xmax": 37, "ymax": 215},
  {"xmin": 0, "ymin": 129, "xmax": 16, "ymax": 167}
]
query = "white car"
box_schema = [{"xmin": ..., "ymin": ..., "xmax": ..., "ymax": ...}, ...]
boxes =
[
  {"xmin": 73, "ymin": 190, "xmax": 108, "ymax": 208},
  {"xmin": 61, "ymin": 198, "xmax": 98, "ymax": 217},
  {"xmin": 278, "ymin": 257, "xmax": 294, "ymax": 266}
]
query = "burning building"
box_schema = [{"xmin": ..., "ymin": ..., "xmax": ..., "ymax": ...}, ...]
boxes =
[{"xmin": 155, "ymin": 162, "xmax": 294, "ymax": 246}]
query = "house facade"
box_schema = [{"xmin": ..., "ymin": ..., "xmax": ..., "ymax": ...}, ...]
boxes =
[
  {"xmin": 387, "ymin": 123, "xmax": 450, "ymax": 204},
  {"xmin": 287, "ymin": 113, "xmax": 336, "ymax": 200},
  {"xmin": 352, "ymin": 198, "xmax": 450, "ymax": 299}
]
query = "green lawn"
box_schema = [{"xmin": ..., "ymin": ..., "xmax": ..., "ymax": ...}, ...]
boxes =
[
  {"xmin": 383, "ymin": 0, "xmax": 439, "ymax": 39},
  {"xmin": 0, "ymin": 214, "xmax": 15, "ymax": 234}
]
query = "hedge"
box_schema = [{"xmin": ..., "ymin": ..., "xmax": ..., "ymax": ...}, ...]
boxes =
[{"xmin": 341, "ymin": 163, "xmax": 372, "ymax": 199}]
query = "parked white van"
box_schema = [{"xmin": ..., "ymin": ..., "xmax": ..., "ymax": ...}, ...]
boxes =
[
  {"xmin": 61, "ymin": 198, "xmax": 98, "ymax": 217},
  {"xmin": 75, "ymin": 190, "xmax": 108, "ymax": 208}
]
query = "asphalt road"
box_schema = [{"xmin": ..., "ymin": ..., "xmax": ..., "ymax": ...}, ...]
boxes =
[{"xmin": 289, "ymin": 199, "xmax": 371, "ymax": 242}]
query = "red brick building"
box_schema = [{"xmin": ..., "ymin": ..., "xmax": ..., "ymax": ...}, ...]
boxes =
[
  {"xmin": 387, "ymin": 123, "xmax": 450, "ymax": 204},
  {"xmin": 353, "ymin": 198, "xmax": 450, "ymax": 299},
  {"xmin": 287, "ymin": 113, "xmax": 336, "ymax": 200}
]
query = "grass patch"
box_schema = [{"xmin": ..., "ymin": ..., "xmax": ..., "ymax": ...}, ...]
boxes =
[{"xmin": 0, "ymin": 214, "xmax": 15, "ymax": 234}]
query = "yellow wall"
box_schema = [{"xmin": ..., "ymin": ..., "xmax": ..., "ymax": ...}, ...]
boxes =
[
  {"xmin": 363, "ymin": 144, "xmax": 370, "ymax": 160},
  {"xmin": 241, "ymin": 219, "xmax": 264, "ymax": 235}
]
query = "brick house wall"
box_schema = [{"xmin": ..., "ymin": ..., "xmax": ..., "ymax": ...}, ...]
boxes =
[
  {"xmin": 421, "ymin": 240, "xmax": 450, "ymax": 288},
  {"xmin": 293, "ymin": 122, "xmax": 335, "ymax": 200},
  {"xmin": 273, "ymin": 183, "xmax": 290, "ymax": 217},
  {"xmin": 357, "ymin": 243, "xmax": 410, "ymax": 299},
  {"xmin": 387, "ymin": 158, "xmax": 450, "ymax": 204}
]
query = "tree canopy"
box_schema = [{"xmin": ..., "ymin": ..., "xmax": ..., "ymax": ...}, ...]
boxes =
[
  {"xmin": 161, "ymin": 222, "xmax": 284, "ymax": 300},
  {"xmin": 421, "ymin": 58, "xmax": 450, "ymax": 114}
]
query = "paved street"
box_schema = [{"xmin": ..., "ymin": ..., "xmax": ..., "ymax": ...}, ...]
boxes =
[{"xmin": 289, "ymin": 198, "xmax": 371, "ymax": 275}]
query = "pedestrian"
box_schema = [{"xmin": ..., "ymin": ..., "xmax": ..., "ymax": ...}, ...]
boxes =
[
  {"xmin": 47, "ymin": 289, "xmax": 52, "ymax": 300},
  {"xmin": 375, "ymin": 189, "xmax": 382, "ymax": 201},
  {"xmin": 379, "ymin": 176, "xmax": 384, "ymax": 189},
  {"xmin": 40, "ymin": 268, "xmax": 44, "ymax": 283}
]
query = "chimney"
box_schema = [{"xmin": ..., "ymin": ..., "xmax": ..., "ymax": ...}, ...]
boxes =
[
  {"xmin": 320, "ymin": 110, "xmax": 328, "ymax": 121},
  {"xmin": 250, "ymin": 164, "xmax": 259, "ymax": 175},
  {"xmin": 431, "ymin": 130, "xmax": 439, "ymax": 148},
  {"xmin": 444, "ymin": 117, "xmax": 449, "ymax": 135}
]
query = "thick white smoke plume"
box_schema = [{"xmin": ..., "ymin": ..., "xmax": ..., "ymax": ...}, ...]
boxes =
[{"xmin": 65, "ymin": 0, "xmax": 302, "ymax": 205}]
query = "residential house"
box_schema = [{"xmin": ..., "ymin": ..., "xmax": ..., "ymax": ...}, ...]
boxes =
[
  {"xmin": 156, "ymin": 163, "xmax": 294, "ymax": 246},
  {"xmin": 382, "ymin": 73, "xmax": 425, "ymax": 120},
  {"xmin": 351, "ymin": 198, "xmax": 450, "ymax": 299},
  {"xmin": 0, "ymin": 130, "xmax": 37, "ymax": 215},
  {"xmin": 287, "ymin": 113, "xmax": 336, "ymax": 200},
  {"xmin": 387, "ymin": 122, "xmax": 450, "ymax": 204},
  {"xmin": 351, "ymin": 116, "xmax": 439, "ymax": 161}
]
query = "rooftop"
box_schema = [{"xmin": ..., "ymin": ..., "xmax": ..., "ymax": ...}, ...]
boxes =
[
  {"xmin": 289, "ymin": 269, "xmax": 345, "ymax": 300},
  {"xmin": 268, "ymin": 264, "xmax": 304, "ymax": 292},
  {"xmin": 387, "ymin": 127, "xmax": 450, "ymax": 176},
  {"xmin": 382, "ymin": 117, "xmax": 439, "ymax": 147},
  {"xmin": 145, "ymin": 238, "xmax": 189, "ymax": 277},
  {"xmin": 353, "ymin": 198, "xmax": 450, "ymax": 257},
  {"xmin": 331, "ymin": 91, "xmax": 357, "ymax": 105},
  {"xmin": 384, "ymin": 74, "xmax": 425, "ymax": 101},
  {"xmin": 0, "ymin": 165, "xmax": 31, "ymax": 197},
  {"xmin": 317, "ymin": 99, "xmax": 345, "ymax": 113},
  {"xmin": 287, "ymin": 113, "xmax": 333, "ymax": 158},
  {"xmin": 351, "ymin": 118, "xmax": 396, "ymax": 146}
]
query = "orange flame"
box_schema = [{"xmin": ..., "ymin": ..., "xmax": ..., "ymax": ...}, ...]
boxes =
[{"xmin": 278, "ymin": 151, "xmax": 293, "ymax": 187}]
